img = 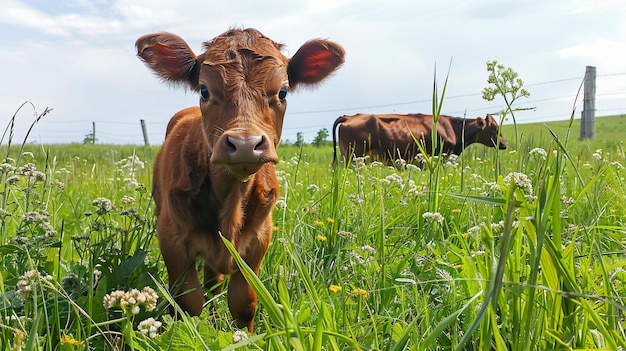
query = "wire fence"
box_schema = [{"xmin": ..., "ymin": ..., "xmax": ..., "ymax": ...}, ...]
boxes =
[{"xmin": 4, "ymin": 71, "xmax": 626, "ymax": 145}]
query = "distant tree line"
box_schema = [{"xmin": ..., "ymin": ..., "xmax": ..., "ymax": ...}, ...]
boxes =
[{"xmin": 282, "ymin": 128, "xmax": 330, "ymax": 147}]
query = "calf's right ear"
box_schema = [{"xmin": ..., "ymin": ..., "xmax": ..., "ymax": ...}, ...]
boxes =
[
  {"xmin": 136, "ymin": 33, "xmax": 199, "ymax": 89},
  {"xmin": 288, "ymin": 39, "xmax": 345, "ymax": 88}
]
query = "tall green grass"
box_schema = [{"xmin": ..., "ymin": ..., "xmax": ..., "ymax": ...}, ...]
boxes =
[{"xmin": 0, "ymin": 114, "xmax": 625, "ymax": 350}]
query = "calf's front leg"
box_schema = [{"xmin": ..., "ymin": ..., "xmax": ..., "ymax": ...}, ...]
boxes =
[
  {"xmin": 158, "ymin": 221, "xmax": 204, "ymax": 316},
  {"xmin": 227, "ymin": 221, "xmax": 272, "ymax": 332}
]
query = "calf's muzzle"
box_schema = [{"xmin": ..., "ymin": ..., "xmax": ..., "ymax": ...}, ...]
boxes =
[{"xmin": 212, "ymin": 131, "xmax": 278, "ymax": 180}]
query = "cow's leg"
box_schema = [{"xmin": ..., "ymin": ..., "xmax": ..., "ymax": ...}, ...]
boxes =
[
  {"xmin": 227, "ymin": 271, "xmax": 257, "ymax": 331},
  {"xmin": 158, "ymin": 222, "xmax": 204, "ymax": 316},
  {"xmin": 227, "ymin": 226, "xmax": 271, "ymax": 332}
]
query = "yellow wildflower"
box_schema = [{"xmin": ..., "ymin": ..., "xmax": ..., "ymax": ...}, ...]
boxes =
[
  {"xmin": 462, "ymin": 233, "xmax": 469, "ymax": 238},
  {"xmin": 313, "ymin": 220, "xmax": 324, "ymax": 226},
  {"xmin": 317, "ymin": 234, "xmax": 327, "ymax": 242},
  {"xmin": 60, "ymin": 335, "xmax": 83, "ymax": 346},
  {"xmin": 328, "ymin": 285, "xmax": 342, "ymax": 294},
  {"xmin": 454, "ymin": 264, "xmax": 463, "ymax": 269},
  {"xmin": 452, "ymin": 208, "xmax": 461, "ymax": 213},
  {"xmin": 272, "ymin": 226, "xmax": 280, "ymax": 231},
  {"xmin": 352, "ymin": 288, "xmax": 369, "ymax": 298},
  {"xmin": 326, "ymin": 217, "xmax": 335, "ymax": 223}
]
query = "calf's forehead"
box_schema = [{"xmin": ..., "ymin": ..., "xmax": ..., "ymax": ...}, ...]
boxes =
[
  {"xmin": 199, "ymin": 29, "xmax": 289, "ymax": 93},
  {"xmin": 202, "ymin": 29, "xmax": 287, "ymax": 66},
  {"xmin": 204, "ymin": 28, "xmax": 286, "ymax": 60}
]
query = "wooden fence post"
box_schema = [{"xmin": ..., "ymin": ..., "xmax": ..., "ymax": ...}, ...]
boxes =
[
  {"xmin": 580, "ymin": 66, "xmax": 596, "ymax": 140},
  {"xmin": 140, "ymin": 119, "xmax": 150, "ymax": 146}
]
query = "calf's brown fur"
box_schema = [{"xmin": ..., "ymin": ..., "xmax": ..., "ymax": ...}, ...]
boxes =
[{"xmin": 136, "ymin": 28, "xmax": 344, "ymax": 331}]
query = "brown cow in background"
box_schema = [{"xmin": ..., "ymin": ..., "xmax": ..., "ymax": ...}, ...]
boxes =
[
  {"xmin": 332, "ymin": 113, "xmax": 507, "ymax": 164},
  {"xmin": 136, "ymin": 28, "xmax": 344, "ymax": 331}
]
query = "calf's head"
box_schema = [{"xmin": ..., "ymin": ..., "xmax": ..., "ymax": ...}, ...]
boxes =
[
  {"xmin": 475, "ymin": 114, "xmax": 507, "ymax": 150},
  {"xmin": 136, "ymin": 28, "xmax": 345, "ymax": 180}
]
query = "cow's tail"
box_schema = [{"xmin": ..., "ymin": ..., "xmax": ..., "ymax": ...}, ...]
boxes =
[{"xmin": 332, "ymin": 115, "xmax": 349, "ymax": 168}]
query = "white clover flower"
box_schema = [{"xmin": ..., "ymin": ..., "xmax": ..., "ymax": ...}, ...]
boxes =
[
  {"xmin": 92, "ymin": 197, "xmax": 116, "ymax": 215},
  {"xmin": 349, "ymin": 251, "xmax": 365, "ymax": 265},
  {"xmin": 32, "ymin": 171, "xmax": 46, "ymax": 182},
  {"xmin": 592, "ymin": 149, "xmax": 603, "ymax": 161},
  {"xmin": 503, "ymin": 172, "xmax": 533, "ymax": 195},
  {"xmin": 141, "ymin": 287, "xmax": 158, "ymax": 311},
  {"xmin": 337, "ymin": 230, "xmax": 355, "ymax": 239},
  {"xmin": 385, "ymin": 173, "xmax": 404, "ymax": 187},
  {"xmin": 21, "ymin": 211, "xmax": 47, "ymax": 224},
  {"xmin": 353, "ymin": 156, "xmax": 370, "ymax": 169},
  {"xmin": 0, "ymin": 163, "xmax": 15, "ymax": 173},
  {"xmin": 360, "ymin": 245, "xmax": 376, "ymax": 254},
  {"xmin": 6, "ymin": 175, "xmax": 20, "ymax": 185},
  {"xmin": 138, "ymin": 317, "xmax": 162, "ymax": 339},
  {"xmin": 16, "ymin": 270, "xmax": 52, "ymax": 297},
  {"xmin": 307, "ymin": 184, "xmax": 320, "ymax": 192},
  {"xmin": 405, "ymin": 163, "xmax": 420, "ymax": 171},
  {"xmin": 394, "ymin": 158, "xmax": 407, "ymax": 167},
  {"xmin": 103, "ymin": 286, "xmax": 158, "ymax": 314},
  {"xmin": 116, "ymin": 155, "xmax": 145, "ymax": 175},
  {"xmin": 121, "ymin": 196, "xmax": 136, "ymax": 205},
  {"xmin": 443, "ymin": 154, "xmax": 459, "ymax": 168},
  {"xmin": 422, "ymin": 211, "xmax": 444, "ymax": 224},
  {"xmin": 121, "ymin": 178, "xmax": 139, "ymax": 188},
  {"xmin": 529, "ymin": 148, "xmax": 547, "ymax": 160},
  {"xmin": 42, "ymin": 222, "xmax": 57, "ymax": 236},
  {"xmin": 468, "ymin": 225, "xmax": 481, "ymax": 235},
  {"xmin": 414, "ymin": 153, "xmax": 426, "ymax": 164},
  {"xmin": 233, "ymin": 330, "xmax": 248, "ymax": 343},
  {"xmin": 491, "ymin": 220, "xmax": 505, "ymax": 232},
  {"xmin": 55, "ymin": 167, "xmax": 71, "ymax": 175},
  {"xmin": 16, "ymin": 163, "xmax": 37, "ymax": 176},
  {"xmin": 274, "ymin": 199, "xmax": 286, "ymax": 209}
]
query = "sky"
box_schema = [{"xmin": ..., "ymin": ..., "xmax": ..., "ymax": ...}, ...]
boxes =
[{"xmin": 1, "ymin": 0, "xmax": 625, "ymax": 145}]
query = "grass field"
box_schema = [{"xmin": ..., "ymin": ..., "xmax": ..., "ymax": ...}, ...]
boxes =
[{"xmin": 0, "ymin": 114, "xmax": 625, "ymax": 350}]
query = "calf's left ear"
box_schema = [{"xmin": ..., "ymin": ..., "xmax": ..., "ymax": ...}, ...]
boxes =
[
  {"xmin": 288, "ymin": 39, "xmax": 345, "ymax": 88},
  {"xmin": 136, "ymin": 32, "xmax": 199, "ymax": 89}
]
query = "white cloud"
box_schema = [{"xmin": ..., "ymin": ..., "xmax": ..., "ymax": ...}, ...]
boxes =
[{"xmin": 559, "ymin": 38, "xmax": 626, "ymax": 74}]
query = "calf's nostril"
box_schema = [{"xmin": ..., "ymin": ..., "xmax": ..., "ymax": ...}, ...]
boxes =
[
  {"xmin": 254, "ymin": 135, "xmax": 267, "ymax": 151},
  {"xmin": 226, "ymin": 136, "xmax": 237, "ymax": 151}
]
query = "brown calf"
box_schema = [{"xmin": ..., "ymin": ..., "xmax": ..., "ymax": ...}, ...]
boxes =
[
  {"xmin": 333, "ymin": 113, "xmax": 507, "ymax": 164},
  {"xmin": 136, "ymin": 28, "xmax": 344, "ymax": 331}
]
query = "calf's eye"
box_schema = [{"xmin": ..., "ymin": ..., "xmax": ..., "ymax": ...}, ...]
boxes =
[
  {"xmin": 278, "ymin": 87, "xmax": 288, "ymax": 100},
  {"xmin": 200, "ymin": 86, "xmax": 210, "ymax": 100}
]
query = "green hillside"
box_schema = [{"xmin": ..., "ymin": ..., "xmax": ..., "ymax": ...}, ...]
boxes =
[{"xmin": 509, "ymin": 114, "xmax": 626, "ymax": 149}]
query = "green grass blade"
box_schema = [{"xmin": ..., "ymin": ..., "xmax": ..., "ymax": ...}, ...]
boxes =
[{"xmin": 422, "ymin": 290, "xmax": 482, "ymax": 349}]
